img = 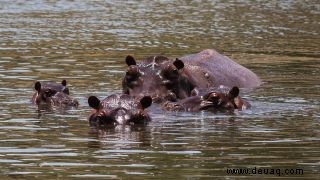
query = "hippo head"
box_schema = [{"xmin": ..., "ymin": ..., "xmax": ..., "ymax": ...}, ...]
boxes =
[
  {"xmin": 200, "ymin": 86, "xmax": 241, "ymax": 112},
  {"xmin": 33, "ymin": 81, "xmax": 58, "ymax": 105},
  {"xmin": 122, "ymin": 55, "xmax": 193, "ymax": 103},
  {"xmin": 33, "ymin": 81, "xmax": 78, "ymax": 108},
  {"xmin": 42, "ymin": 80, "xmax": 69, "ymax": 94},
  {"xmin": 88, "ymin": 95, "xmax": 152, "ymax": 126},
  {"xmin": 161, "ymin": 86, "xmax": 242, "ymax": 112}
]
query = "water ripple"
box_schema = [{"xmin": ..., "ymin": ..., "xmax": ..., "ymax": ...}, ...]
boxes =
[{"xmin": 0, "ymin": 0, "xmax": 319, "ymax": 179}]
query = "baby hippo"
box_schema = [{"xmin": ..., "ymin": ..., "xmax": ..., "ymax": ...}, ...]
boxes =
[
  {"xmin": 162, "ymin": 86, "xmax": 250, "ymax": 112},
  {"xmin": 88, "ymin": 94, "xmax": 152, "ymax": 127},
  {"xmin": 32, "ymin": 81, "xmax": 78, "ymax": 108},
  {"xmin": 32, "ymin": 80, "xmax": 69, "ymax": 102}
]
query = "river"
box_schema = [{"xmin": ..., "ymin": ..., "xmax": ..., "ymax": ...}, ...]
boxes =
[{"xmin": 0, "ymin": 0, "xmax": 319, "ymax": 179}]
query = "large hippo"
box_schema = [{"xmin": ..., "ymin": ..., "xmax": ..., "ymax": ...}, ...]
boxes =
[
  {"xmin": 178, "ymin": 49, "xmax": 261, "ymax": 89},
  {"xmin": 122, "ymin": 49, "xmax": 261, "ymax": 103},
  {"xmin": 162, "ymin": 86, "xmax": 250, "ymax": 112},
  {"xmin": 122, "ymin": 55, "xmax": 194, "ymax": 103},
  {"xmin": 88, "ymin": 94, "xmax": 152, "ymax": 127},
  {"xmin": 32, "ymin": 81, "xmax": 78, "ymax": 108}
]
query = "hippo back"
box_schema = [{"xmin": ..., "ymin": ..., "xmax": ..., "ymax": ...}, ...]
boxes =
[{"xmin": 180, "ymin": 49, "xmax": 261, "ymax": 88}]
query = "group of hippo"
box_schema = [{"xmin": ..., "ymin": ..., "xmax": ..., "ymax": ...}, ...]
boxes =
[{"xmin": 32, "ymin": 49, "xmax": 261, "ymax": 127}]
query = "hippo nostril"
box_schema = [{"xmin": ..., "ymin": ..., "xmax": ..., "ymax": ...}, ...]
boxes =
[
  {"xmin": 114, "ymin": 109, "xmax": 130, "ymax": 124},
  {"xmin": 126, "ymin": 67, "xmax": 141, "ymax": 77}
]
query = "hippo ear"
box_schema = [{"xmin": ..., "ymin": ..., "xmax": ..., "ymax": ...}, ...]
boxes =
[
  {"xmin": 88, "ymin": 96, "xmax": 101, "ymax": 110},
  {"xmin": 35, "ymin": 82, "xmax": 41, "ymax": 92},
  {"xmin": 140, "ymin": 96, "xmax": 152, "ymax": 109},
  {"xmin": 61, "ymin": 79, "xmax": 67, "ymax": 86},
  {"xmin": 126, "ymin": 55, "xmax": 137, "ymax": 66},
  {"xmin": 173, "ymin": 58, "xmax": 184, "ymax": 70},
  {"xmin": 228, "ymin": 86, "xmax": 239, "ymax": 98}
]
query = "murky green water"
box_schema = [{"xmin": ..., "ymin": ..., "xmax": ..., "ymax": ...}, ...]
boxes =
[{"xmin": 0, "ymin": 0, "xmax": 319, "ymax": 179}]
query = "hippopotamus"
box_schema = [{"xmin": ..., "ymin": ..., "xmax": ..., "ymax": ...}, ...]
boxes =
[
  {"xmin": 88, "ymin": 94, "xmax": 152, "ymax": 127},
  {"xmin": 32, "ymin": 81, "xmax": 78, "ymax": 108},
  {"xmin": 39, "ymin": 80, "xmax": 69, "ymax": 94},
  {"xmin": 122, "ymin": 49, "xmax": 261, "ymax": 103},
  {"xmin": 178, "ymin": 49, "xmax": 261, "ymax": 89},
  {"xmin": 122, "ymin": 55, "xmax": 194, "ymax": 103},
  {"xmin": 162, "ymin": 86, "xmax": 250, "ymax": 112},
  {"xmin": 32, "ymin": 80, "xmax": 69, "ymax": 102}
]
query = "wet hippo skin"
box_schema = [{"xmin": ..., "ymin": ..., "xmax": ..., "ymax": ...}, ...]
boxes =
[
  {"xmin": 122, "ymin": 55, "xmax": 194, "ymax": 103},
  {"xmin": 122, "ymin": 49, "xmax": 261, "ymax": 104},
  {"xmin": 162, "ymin": 86, "xmax": 250, "ymax": 112},
  {"xmin": 32, "ymin": 81, "xmax": 78, "ymax": 108},
  {"xmin": 32, "ymin": 80, "xmax": 70, "ymax": 103},
  {"xmin": 88, "ymin": 94, "xmax": 152, "ymax": 127},
  {"xmin": 179, "ymin": 49, "xmax": 262, "ymax": 89}
]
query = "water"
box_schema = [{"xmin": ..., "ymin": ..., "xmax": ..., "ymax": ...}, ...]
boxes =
[{"xmin": 0, "ymin": 0, "xmax": 319, "ymax": 179}]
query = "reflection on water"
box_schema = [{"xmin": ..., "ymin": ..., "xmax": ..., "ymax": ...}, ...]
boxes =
[{"xmin": 0, "ymin": 0, "xmax": 319, "ymax": 179}]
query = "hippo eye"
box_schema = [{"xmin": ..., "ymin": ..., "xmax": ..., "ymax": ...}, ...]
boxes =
[
  {"xmin": 161, "ymin": 64, "xmax": 180, "ymax": 81},
  {"xmin": 125, "ymin": 66, "xmax": 141, "ymax": 83},
  {"xmin": 126, "ymin": 66, "xmax": 140, "ymax": 75},
  {"xmin": 43, "ymin": 90, "xmax": 51, "ymax": 97},
  {"xmin": 43, "ymin": 88, "xmax": 56, "ymax": 98},
  {"xmin": 97, "ymin": 115, "xmax": 102, "ymax": 121},
  {"xmin": 169, "ymin": 68, "xmax": 179, "ymax": 78},
  {"xmin": 172, "ymin": 68, "xmax": 178, "ymax": 73},
  {"xmin": 96, "ymin": 111, "xmax": 115, "ymax": 125},
  {"xmin": 165, "ymin": 92, "xmax": 177, "ymax": 101}
]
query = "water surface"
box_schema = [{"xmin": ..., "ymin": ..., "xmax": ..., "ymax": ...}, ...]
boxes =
[{"xmin": 0, "ymin": 0, "xmax": 319, "ymax": 179}]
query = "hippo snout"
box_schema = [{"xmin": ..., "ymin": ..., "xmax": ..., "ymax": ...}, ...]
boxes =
[{"xmin": 112, "ymin": 108, "xmax": 131, "ymax": 125}]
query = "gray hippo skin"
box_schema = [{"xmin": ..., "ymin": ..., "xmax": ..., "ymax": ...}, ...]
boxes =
[
  {"xmin": 179, "ymin": 49, "xmax": 261, "ymax": 89},
  {"xmin": 32, "ymin": 81, "xmax": 78, "ymax": 108},
  {"xmin": 88, "ymin": 94, "xmax": 152, "ymax": 127},
  {"xmin": 122, "ymin": 55, "xmax": 194, "ymax": 103},
  {"xmin": 162, "ymin": 86, "xmax": 250, "ymax": 112},
  {"xmin": 32, "ymin": 80, "xmax": 69, "ymax": 102}
]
